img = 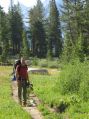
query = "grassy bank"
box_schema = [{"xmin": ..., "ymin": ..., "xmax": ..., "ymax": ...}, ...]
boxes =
[
  {"xmin": 0, "ymin": 66, "xmax": 31, "ymax": 119},
  {"xmin": 30, "ymin": 61, "xmax": 89, "ymax": 119}
]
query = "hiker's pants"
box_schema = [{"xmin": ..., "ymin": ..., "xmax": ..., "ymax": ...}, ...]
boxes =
[{"xmin": 17, "ymin": 79, "xmax": 27, "ymax": 103}]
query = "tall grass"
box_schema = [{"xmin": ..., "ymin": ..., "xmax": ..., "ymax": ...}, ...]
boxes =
[
  {"xmin": 31, "ymin": 74, "xmax": 60, "ymax": 105},
  {"xmin": 30, "ymin": 61, "xmax": 89, "ymax": 118},
  {"xmin": 57, "ymin": 61, "xmax": 89, "ymax": 100}
]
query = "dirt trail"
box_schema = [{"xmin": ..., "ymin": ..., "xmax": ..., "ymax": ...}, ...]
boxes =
[{"xmin": 11, "ymin": 81, "xmax": 44, "ymax": 119}]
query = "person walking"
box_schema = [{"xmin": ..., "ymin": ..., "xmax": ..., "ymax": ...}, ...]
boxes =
[{"xmin": 16, "ymin": 57, "xmax": 29, "ymax": 106}]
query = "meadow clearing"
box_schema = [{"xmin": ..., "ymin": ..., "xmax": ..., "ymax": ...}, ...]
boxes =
[{"xmin": 1, "ymin": 63, "xmax": 89, "ymax": 119}]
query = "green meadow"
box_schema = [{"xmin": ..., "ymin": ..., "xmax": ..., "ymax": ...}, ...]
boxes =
[
  {"xmin": 31, "ymin": 61, "xmax": 89, "ymax": 119},
  {"xmin": 1, "ymin": 63, "xmax": 89, "ymax": 119}
]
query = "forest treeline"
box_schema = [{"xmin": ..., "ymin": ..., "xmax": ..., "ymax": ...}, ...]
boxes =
[{"xmin": 0, "ymin": 0, "xmax": 89, "ymax": 62}]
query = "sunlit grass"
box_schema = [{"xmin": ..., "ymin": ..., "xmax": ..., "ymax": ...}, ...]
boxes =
[
  {"xmin": 30, "ymin": 72, "xmax": 89, "ymax": 119},
  {"xmin": 30, "ymin": 74, "xmax": 61, "ymax": 105},
  {"xmin": 1, "ymin": 66, "xmax": 89, "ymax": 119}
]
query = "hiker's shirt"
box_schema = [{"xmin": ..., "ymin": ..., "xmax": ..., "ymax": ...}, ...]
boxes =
[{"xmin": 16, "ymin": 64, "xmax": 28, "ymax": 80}]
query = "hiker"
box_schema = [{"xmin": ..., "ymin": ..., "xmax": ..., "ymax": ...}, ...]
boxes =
[{"xmin": 16, "ymin": 57, "xmax": 29, "ymax": 106}]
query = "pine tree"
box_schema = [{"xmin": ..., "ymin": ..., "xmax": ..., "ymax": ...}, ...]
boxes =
[
  {"xmin": 9, "ymin": 4, "xmax": 23, "ymax": 55},
  {"xmin": 29, "ymin": 0, "xmax": 47, "ymax": 58},
  {"xmin": 61, "ymin": 0, "xmax": 85, "ymax": 62},
  {"xmin": 0, "ymin": 6, "xmax": 10, "ymax": 62},
  {"xmin": 21, "ymin": 31, "xmax": 30, "ymax": 58},
  {"xmin": 82, "ymin": 0, "xmax": 89, "ymax": 56},
  {"xmin": 48, "ymin": 0, "xmax": 62, "ymax": 58}
]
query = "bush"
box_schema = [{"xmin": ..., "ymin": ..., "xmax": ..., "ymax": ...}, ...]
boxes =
[
  {"xmin": 38, "ymin": 59, "xmax": 48, "ymax": 67},
  {"xmin": 57, "ymin": 61, "xmax": 89, "ymax": 101},
  {"xmin": 79, "ymin": 72, "xmax": 89, "ymax": 101},
  {"xmin": 31, "ymin": 57, "xmax": 39, "ymax": 66},
  {"xmin": 55, "ymin": 98, "xmax": 70, "ymax": 113},
  {"xmin": 59, "ymin": 62, "xmax": 83, "ymax": 94}
]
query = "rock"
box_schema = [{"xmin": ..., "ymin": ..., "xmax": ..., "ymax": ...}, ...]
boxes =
[{"xmin": 28, "ymin": 68, "xmax": 48, "ymax": 75}]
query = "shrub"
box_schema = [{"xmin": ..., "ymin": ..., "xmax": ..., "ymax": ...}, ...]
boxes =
[
  {"xmin": 57, "ymin": 61, "xmax": 89, "ymax": 101},
  {"xmin": 59, "ymin": 62, "xmax": 83, "ymax": 94},
  {"xmin": 31, "ymin": 57, "xmax": 39, "ymax": 66},
  {"xmin": 79, "ymin": 72, "xmax": 89, "ymax": 101},
  {"xmin": 38, "ymin": 59, "xmax": 48, "ymax": 67},
  {"xmin": 55, "ymin": 99, "xmax": 70, "ymax": 113}
]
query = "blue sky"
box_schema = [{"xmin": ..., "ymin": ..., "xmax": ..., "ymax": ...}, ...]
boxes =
[{"xmin": 0, "ymin": 0, "xmax": 63, "ymax": 12}]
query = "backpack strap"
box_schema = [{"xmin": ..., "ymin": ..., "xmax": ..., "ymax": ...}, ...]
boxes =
[{"xmin": 17, "ymin": 64, "xmax": 21, "ymax": 73}]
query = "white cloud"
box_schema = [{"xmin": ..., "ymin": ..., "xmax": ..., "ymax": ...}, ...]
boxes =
[
  {"xmin": 0, "ymin": 0, "xmax": 37, "ymax": 12},
  {"xmin": 0, "ymin": 0, "xmax": 10, "ymax": 12},
  {"xmin": 18, "ymin": 0, "xmax": 37, "ymax": 7},
  {"xmin": 0, "ymin": 0, "xmax": 62, "ymax": 12}
]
